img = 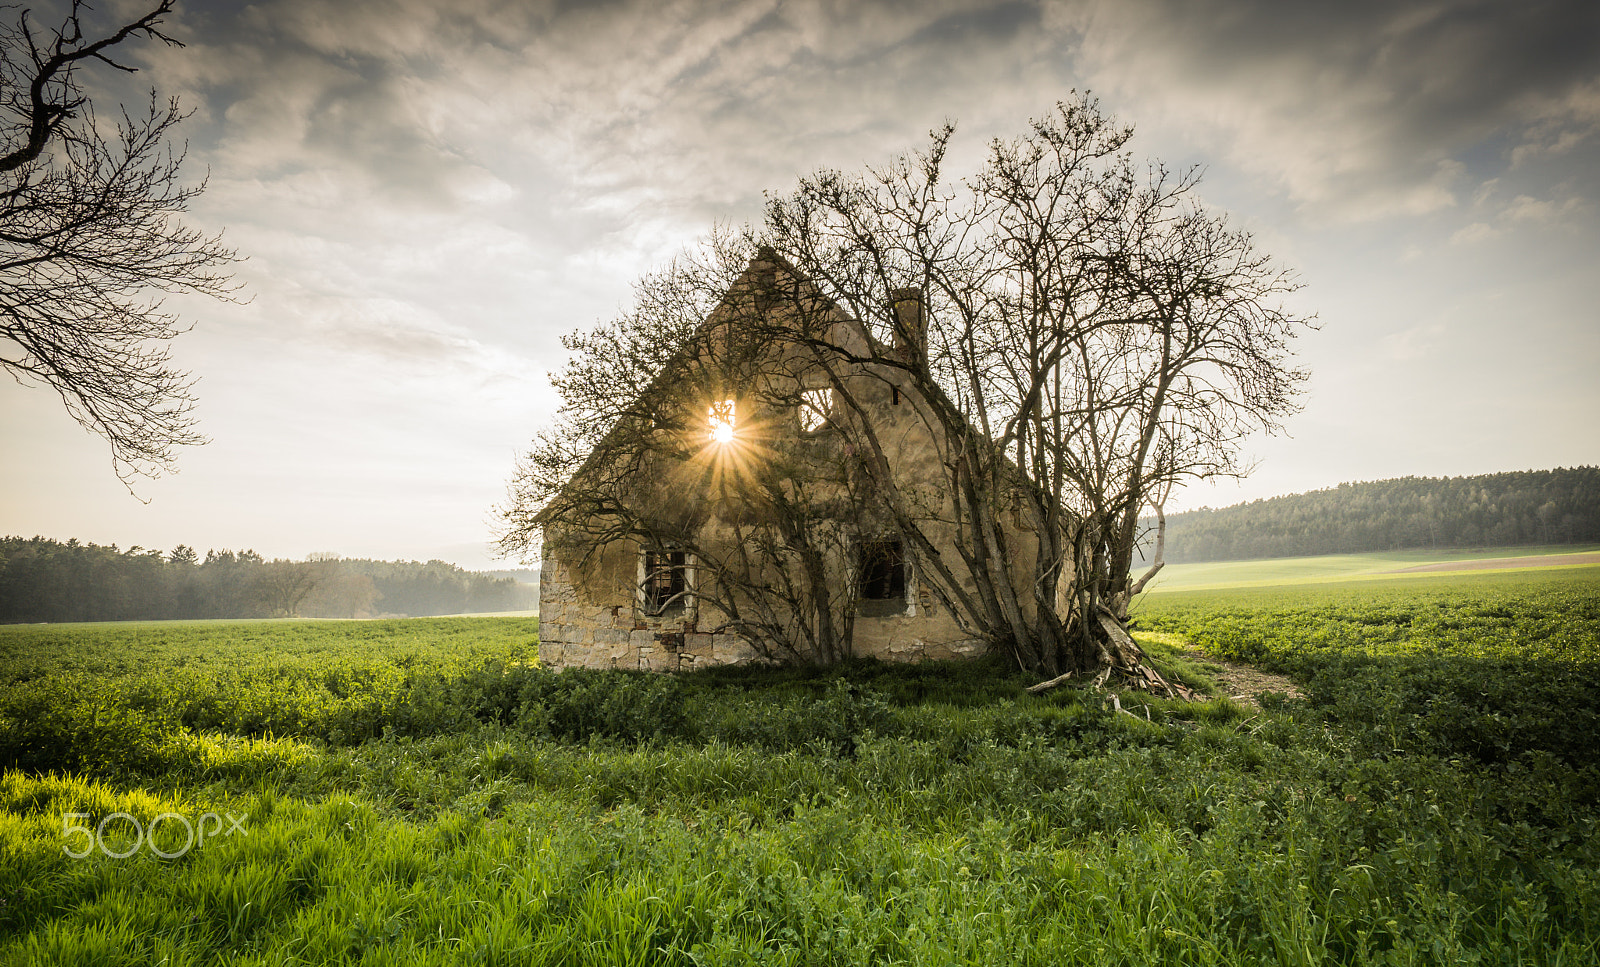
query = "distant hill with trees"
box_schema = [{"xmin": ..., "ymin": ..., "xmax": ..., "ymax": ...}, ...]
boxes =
[
  {"xmin": 1146, "ymin": 467, "xmax": 1600, "ymax": 564},
  {"xmin": 480, "ymin": 568, "xmax": 541, "ymax": 586},
  {"xmin": 0, "ymin": 539, "xmax": 536, "ymax": 624}
]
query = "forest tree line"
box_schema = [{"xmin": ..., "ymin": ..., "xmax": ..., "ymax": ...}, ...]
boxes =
[
  {"xmin": 1145, "ymin": 468, "xmax": 1600, "ymax": 563},
  {"xmin": 0, "ymin": 538, "xmax": 537, "ymax": 624}
]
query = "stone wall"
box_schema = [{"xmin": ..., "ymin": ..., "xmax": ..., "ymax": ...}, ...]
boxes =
[
  {"xmin": 537, "ymin": 555, "xmax": 765, "ymax": 671},
  {"xmin": 537, "ymin": 550, "xmax": 986, "ymax": 671},
  {"xmin": 534, "ymin": 354, "xmax": 1011, "ymax": 672}
]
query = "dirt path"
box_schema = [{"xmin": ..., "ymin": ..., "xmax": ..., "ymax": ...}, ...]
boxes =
[{"xmin": 1183, "ymin": 648, "xmax": 1303, "ymax": 708}]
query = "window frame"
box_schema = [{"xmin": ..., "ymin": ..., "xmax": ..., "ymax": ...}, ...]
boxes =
[{"xmin": 639, "ymin": 547, "xmax": 692, "ymax": 617}]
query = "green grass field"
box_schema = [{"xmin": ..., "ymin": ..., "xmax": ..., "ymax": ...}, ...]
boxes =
[
  {"xmin": 2, "ymin": 575, "xmax": 1597, "ymax": 965},
  {"xmin": 1142, "ymin": 543, "xmax": 1600, "ymax": 591}
]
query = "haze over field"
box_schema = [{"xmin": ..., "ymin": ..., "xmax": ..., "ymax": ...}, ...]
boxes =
[{"xmin": 2, "ymin": 0, "xmax": 1596, "ymax": 569}]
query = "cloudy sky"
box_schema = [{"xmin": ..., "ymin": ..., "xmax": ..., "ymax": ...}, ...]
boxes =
[{"xmin": 2, "ymin": 0, "xmax": 1596, "ymax": 569}]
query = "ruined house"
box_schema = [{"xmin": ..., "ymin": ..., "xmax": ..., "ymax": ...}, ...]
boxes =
[{"xmin": 536, "ymin": 253, "xmax": 1062, "ymax": 671}]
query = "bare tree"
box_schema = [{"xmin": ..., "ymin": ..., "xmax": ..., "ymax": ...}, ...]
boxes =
[
  {"xmin": 503, "ymin": 96, "xmax": 1309, "ymax": 685},
  {"xmin": 254, "ymin": 559, "xmax": 323, "ymax": 618},
  {"xmin": 762, "ymin": 96, "xmax": 1308, "ymax": 681},
  {"xmin": 0, "ymin": 1, "xmax": 241, "ymax": 485}
]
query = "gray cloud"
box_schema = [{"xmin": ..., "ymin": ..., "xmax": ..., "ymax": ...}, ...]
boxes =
[
  {"xmin": 150, "ymin": 2, "xmax": 1069, "ymax": 223},
  {"xmin": 4, "ymin": 0, "xmax": 1594, "ymax": 566},
  {"xmin": 1059, "ymin": 0, "xmax": 1600, "ymax": 219},
  {"xmin": 153, "ymin": 0, "xmax": 1598, "ymax": 232}
]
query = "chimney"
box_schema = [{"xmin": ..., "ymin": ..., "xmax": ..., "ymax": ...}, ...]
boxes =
[
  {"xmin": 891, "ymin": 287, "xmax": 926, "ymax": 361},
  {"xmin": 750, "ymin": 247, "xmax": 779, "ymax": 312}
]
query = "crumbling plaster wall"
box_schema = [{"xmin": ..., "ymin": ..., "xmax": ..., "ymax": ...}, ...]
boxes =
[
  {"xmin": 536, "ymin": 545, "xmax": 758, "ymax": 672},
  {"xmin": 537, "ymin": 546, "xmax": 986, "ymax": 671}
]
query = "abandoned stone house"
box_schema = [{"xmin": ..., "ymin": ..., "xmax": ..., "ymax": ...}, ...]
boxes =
[{"xmin": 537, "ymin": 254, "xmax": 1055, "ymax": 671}]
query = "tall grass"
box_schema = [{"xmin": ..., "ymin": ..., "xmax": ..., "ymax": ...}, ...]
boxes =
[{"xmin": 2, "ymin": 579, "xmax": 1598, "ymax": 965}]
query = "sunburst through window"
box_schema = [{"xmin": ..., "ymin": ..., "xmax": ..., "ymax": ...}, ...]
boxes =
[{"xmin": 708, "ymin": 399, "xmax": 736, "ymax": 443}]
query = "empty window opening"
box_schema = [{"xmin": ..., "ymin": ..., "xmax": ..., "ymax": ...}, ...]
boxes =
[
  {"xmin": 643, "ymin": 549, "xmax": 687, "ymax": 615},
  {"xmin": 708, "ymin": 399, "xmax": 736, "ymax": 443},
  {"xmin": 799, "ymin": 387, "xmax": 832, "ymax": 432},
  {"xmin": 858, "ymin": 540, "xmax": 906, "ymax": 601}
]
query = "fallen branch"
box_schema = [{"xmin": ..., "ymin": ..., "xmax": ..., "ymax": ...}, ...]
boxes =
[{"xmin": 1025, "ymin": 670, "xmax": 1075, "ymax": 695}]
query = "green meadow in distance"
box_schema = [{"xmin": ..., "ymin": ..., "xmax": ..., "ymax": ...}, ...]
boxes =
[{"xmin": 1140, "ymin": 543, "xmax": 1600, "ymax": 592}]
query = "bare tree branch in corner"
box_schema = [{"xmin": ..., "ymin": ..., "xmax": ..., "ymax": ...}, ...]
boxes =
[{"xmin": 0, "ymin": 1, "xmax": 242, "ymax": 487}]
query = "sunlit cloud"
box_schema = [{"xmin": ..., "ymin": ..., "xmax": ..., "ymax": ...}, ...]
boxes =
[
  {"xmin": 1504, "ymin": 193, "xmax": 1583, "ymax": 224},
  {"xmin": 1450, "ymin": 222, "xmax": 1496, "ymax": 246}
]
